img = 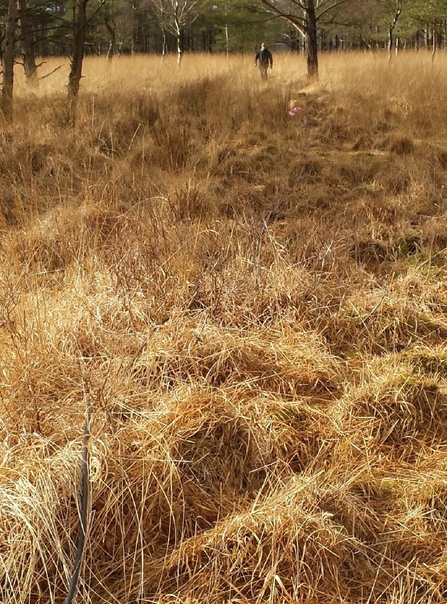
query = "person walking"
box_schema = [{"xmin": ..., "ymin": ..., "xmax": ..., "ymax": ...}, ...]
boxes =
[{"xmin": 255, "ymin": 43, "xmax": 273, "ymax": 81}]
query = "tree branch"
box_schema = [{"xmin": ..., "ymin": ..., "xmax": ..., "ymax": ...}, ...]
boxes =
[{"xmin": 317, "ymin": 0, "xmax": 352, "ymax": 20}]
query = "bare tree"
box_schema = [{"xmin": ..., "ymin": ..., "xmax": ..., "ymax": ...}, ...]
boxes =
[
  {"xmin": 147, "ymin": 0, "xmax": 201, "ymax": 65},
  {"xmin": 68, "ymin": 0, "xmax": 90, "ymax": 119},
  {"xmin": 1, "ymin": 0, "xmax": 18, "ymax": 123},
  {"xmin": 384, "ymin": 0, "xmax": 402, "ymax": 59},
  {"xmin": 18, "ymin": 0, "xmax": 38, "ymax": 86},
  {"xmin": 104, "ymin": 15, "xmax": 117, "ymax": 58},
  {"xmin": 369, "ymin": 0, "xmax": 416, "ymax": 59},
  {"xmin": 258, "ymin": 0, "xmax": 351, "ymax": 80}
]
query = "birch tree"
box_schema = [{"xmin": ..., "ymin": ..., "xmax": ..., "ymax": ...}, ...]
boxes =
[
  {"xmin": 378, "ymin": 0, "xmax": 404, "ymax": 58},
  {"xmin": 147, "ymin": 0, "xmax": 202, "ymax": 65}
]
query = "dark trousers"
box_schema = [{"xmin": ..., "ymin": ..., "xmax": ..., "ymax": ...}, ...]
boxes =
[{"xmin": 259, "ymin": 64, "xmax": 269, "ymax": 80}]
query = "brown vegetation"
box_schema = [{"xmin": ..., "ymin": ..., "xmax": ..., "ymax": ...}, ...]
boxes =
[{"xmin": 2, "ymin": 52, "xmax": 447, "ymax": 603}]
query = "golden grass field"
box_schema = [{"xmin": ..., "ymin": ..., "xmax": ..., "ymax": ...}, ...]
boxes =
[{"xmin": 2, "ymin": 50, "xmax": 447, "ymax": 603}]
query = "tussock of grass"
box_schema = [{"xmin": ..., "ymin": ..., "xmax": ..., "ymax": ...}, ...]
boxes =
[{"xmin": 2, "ymin": 52, "xmax": 447, "ymax": 603}]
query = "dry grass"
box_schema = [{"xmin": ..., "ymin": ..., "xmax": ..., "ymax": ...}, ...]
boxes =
[{"xmin": 1, "ymin": 51, "xmax": 447, "ymax": 603}]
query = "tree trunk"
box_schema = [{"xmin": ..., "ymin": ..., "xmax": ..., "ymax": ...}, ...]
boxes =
[
  {"xmin": 161, "ymin": 27, "xmax": 167, "ymax": 60},
  {"xmin": 175, "ymin": 20, "xmax": 182, "ymax": 66},
  {"xmin": 388, "ymin": 26, "xmax": 393, "ymax": 59},
  {"xmin": 18, "ymin": 0, "xmax": 38, "ymax": 86},
  {"xmin": 304, "ymin": 0, "xmax": 318, "ymax": 80},
  {"xmin": 67, "ymin": 0, "xmax": 89, "ymax": 123},
  {"xmin": 388, "ymin": 6, "xmax": 401, "ymax": 61},
  {"xmin": 1, "ymin": 0, "xmax": 18, "ymax": 123},
  {"xmin": 104, "ymin": 16, "xmax": 116, "ymax": 60},
  {"xmin": 176, "ymin": 34, "xmax": 182, "ymax": 66},
  {"xmin": 432, "ymin": 22, "xmax": 437, "ymax": 62}
]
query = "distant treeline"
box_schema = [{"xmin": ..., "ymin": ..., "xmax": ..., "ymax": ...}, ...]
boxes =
[{"xmin": 4, "ymin": 0, "xmax": 447, "ymax": 59}]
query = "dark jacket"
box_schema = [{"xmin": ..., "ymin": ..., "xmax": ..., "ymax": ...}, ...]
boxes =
[{"xmin": 255, "ymin": 47, "xmax": 273, "ymax": 68}]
